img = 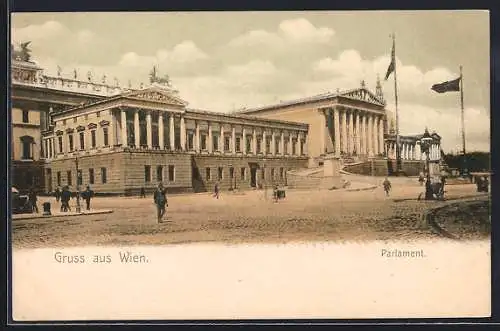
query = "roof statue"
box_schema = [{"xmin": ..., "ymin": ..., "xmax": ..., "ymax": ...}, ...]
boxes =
[
  {"xmin": 57, "ymin": 65, "xmax": 62, "ymax": 77},
  {"xmin": 102, "ymin": 74, "xmax": 107, "ymax": 84},
  {"xmin": 73, "ymin": 69, "xmax": 78, "ymax": 80},
  {"xmin": 360, "ymin": 80, "xmax": 366, "ymax": 88},
  {"xmin": 149, "ymin": 65, "xmax": 172, "ymax": 87},
  {"xmin": 12, "ymin": 41, "xmax": 33, "ymax": 62}
]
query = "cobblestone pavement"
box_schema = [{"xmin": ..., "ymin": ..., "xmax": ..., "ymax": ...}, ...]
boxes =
[{"xmin": 11, "ymin": 184, "xmax": 488, "ymax": 248}]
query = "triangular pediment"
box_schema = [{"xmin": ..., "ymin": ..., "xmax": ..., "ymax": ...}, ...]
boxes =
[
  {"xmin": 338, "ymin": 88, "xmax": 385, "ymax": 106},
  {"xmin": 123, "ymin": 87, "xmax": 188, "ymax": 107}
]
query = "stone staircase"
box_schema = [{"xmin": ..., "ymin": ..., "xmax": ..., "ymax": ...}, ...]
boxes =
[{"xmin": 286, "ymin": 166, "xmax": 345, "ymax": 190}]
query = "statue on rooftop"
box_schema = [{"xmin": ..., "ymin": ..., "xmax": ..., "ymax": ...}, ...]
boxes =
[
  {"xmin": 73, "ymin": 69, "xmax": 78, "ymax": 80},
  {"xmin": 149, "ymin": 65, "xmax": 172, "ymax": 87},
  {"xmin": 57, "ymin": 66, "xmax": 62, "ymax": 77},
  {"xmin": 11, "ymin": 41, "xmax": 33, "ymax": 62},
  {"xmin": 102, "ymin": 74, "xmax": 107, "ymax": 84},
  {"xmin": 87, "ymin": 71, "xmax": 92, "ymax": 82}
]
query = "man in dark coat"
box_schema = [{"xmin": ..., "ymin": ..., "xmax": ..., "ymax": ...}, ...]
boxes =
[
  {"xmin": 153, "ymin": 183, "xmax": 168, "ymax": 223},
  {"xmin": 61, "ymin": 186, "xmax": 71, "ymax": 212},
  {"xmin": 81, "ymin": 185, "xmax": 94, "ymax": 210},
  {"xmin": 28, "ymin": 188, "xmax": 39, "ymax": 213}
]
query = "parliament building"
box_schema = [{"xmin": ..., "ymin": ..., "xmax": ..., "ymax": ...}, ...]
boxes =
[{"xmin": 11, "ymin": 47, "xmax": 442, "ymax": 195}]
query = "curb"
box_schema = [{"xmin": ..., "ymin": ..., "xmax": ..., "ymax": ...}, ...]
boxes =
[
  {"xmin": 12, "ymin": 210, "xmax": 113, "ymax": 221},
  {"xmin": 346, "ymin": 185, "xmax": 378, "ymax": 192}
]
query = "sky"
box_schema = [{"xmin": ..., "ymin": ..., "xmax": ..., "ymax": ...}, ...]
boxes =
[{"xmin": 11, "ymin": 11, "xmax": 490, "ymax": 152}]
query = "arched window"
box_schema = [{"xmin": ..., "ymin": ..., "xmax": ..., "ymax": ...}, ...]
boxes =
[{"xmin": 20, "ymin": 136, "xmax": 34, "ymax": 159}]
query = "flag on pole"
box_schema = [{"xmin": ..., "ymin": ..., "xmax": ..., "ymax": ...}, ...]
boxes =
[
  {"xmin": 431, "ymin": 77, "xmax": 461, "ymax": 93},
  {"xmin": 384, "ymin": 38, "xmax": 395, "ymax": 80}
]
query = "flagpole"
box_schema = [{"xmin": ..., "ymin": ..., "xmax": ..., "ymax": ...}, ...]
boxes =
[
  {"xmin": 392, "ymin": 33, "xmax": 402, "ymax": 174},
  {"xmin": 459, "ymin": 65, "xmax": 467, "ymax": 176}
]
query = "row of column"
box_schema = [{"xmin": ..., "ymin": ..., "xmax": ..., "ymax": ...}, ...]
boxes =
[
  {"xmin": 323, "ymin": 107, "xmax": 385, "ymax": 157},
  {"xmin": 117, "ymin": 108, "xmax": 306, "ymax": 156},
  {"xmin": 386, "ymin": 141, "xmax": 441, "ymax": 161}
]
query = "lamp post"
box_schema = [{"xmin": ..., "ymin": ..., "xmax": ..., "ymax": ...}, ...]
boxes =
[
  {"xmin": 228, "ymin": 163, "xmax": 233, "ymax": 191},
  {"xmin": 74, "ymin": 152, "xmax": 82, "ymax": 212},
  {"xmin": 420, "ymin": 128, "xmax": 434, "ymax": 200}
]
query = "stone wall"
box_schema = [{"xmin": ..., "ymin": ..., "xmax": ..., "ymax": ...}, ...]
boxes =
[
  {"xmin": 192, "ymin": 154, "xmax": 308, "ymax": 192},
  {"xmin": 344, "ymin": 159, "xmax": 426, "ymax": 177}
]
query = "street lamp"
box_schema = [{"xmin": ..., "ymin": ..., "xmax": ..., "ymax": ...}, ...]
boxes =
[
  {"xmin": 420, "ymin": 128, "xmax": 434, "ymax": 200},
  {"xmin": 74, "ymin": 152, "xmax": 82, "ymax": 212}
]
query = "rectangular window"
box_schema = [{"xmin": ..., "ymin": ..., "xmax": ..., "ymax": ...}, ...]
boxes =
[
  {"xmin": 168, "ymin": 165, "xmax": 175, "ymax": 181},
  {"xmin": 156, "ymin": 165, "xmax": 163, "ymax": 182},
  {"xmin": 261, "ymin": 168, "xmax": 265, "ymax": 180},
  {"xmin": 236, "ymin": 137, "xmax": 241, "ymax": 152},
  {"xmin": 229, "ymin": 167, "xmax": 234, "ymax": 179},
  {"xmin": 79, "ymin": 132, "xmax": 85, "ymax": 150},
  {"xmin": 62, "ymin": 119, "xmax": 66, "ymax": 125},
  {"xmin": 201, "ymin": 134, "xmax": 207, "ymax": 150},
  {"xmin": 89, "ymin": 168, "xmax": 95, "ymax": 185},
  {"xmin": 265, "ymin": 137, "xmax": 271, "ymax": 154},
  {"xmin": 57, "ymin": 172, "xmax": 61, "ymax": 186},
  {"xmin": 103, "ymin": 127, "xmax": 109, "ymax": 146},
  {"xmin": 241, "ymin": 167, "xmax": 246, "ymax": 180},
  {"xmin": 68, "ymin": 134, "xmax": 74, "ymax": 151},
  {"xmin": 292, "ymin": 139, "xmax": 296, "ymax": 155},
  {"xmin": 213, "ymin": 135, "xmax": 219, "ymax": 151},
  {"xmin": 144, "ymin": 165, "xmax": 151, "ymax": 182},
  {"xmin": 284, "ymin": 140, "xmax": 289, "ymax": 154},
  {"xmin": 73, "ymin": 117, "xmax": 77, "ymax": 123},
  {"xmin": 101, "ymin": 167, "xmax": 107, "ymax": 184},
  {"xmin": 206, "ymin": 168, "xmax": 211, "ymax": 180},
  {"xmin": 22, "ymin": 110, "xmax": 29, "ymax": 123},
  {"xmin": 271, "ymin": 168, "xmax": 275, "ymax": 180},
  {"xmin": 91, "ymin": 130, "xmax": 97, "ymax": 148},
  {"xmin": 188, "ymin": 133, "xmax": 194, "ymax": 150},
  {"xmin": 300, "ymin": 141, "xmax": 304, "ymax": 155},
  {"xmin": 22, "ymin": 141, "xmax": 31, "ymax": 159},
  {"xmin": 96, "ymin": 111, "xmax": 101, "ymax": 117},
  {"xmin": 275, "ymin": 139, "xmax": 280, "ymax": 154},
  {"xmin": 246, "ymin": 137, "xmax": 252, "ymax": 153},
  {"xmin": 67, "ymin": 170, "xmax": 72, "ymax": 186},
  {"xmin": 58, "ymin": 136, "xmax": 63, "ymax": 153},
  {"xmin": 257, "ymin": 138, "xmax": 262, "ymax": 154},
  {"xmin": 224, "ymin": 136, "xmax": 230, "ymax": 152},
  {"xmin": 280, "ymin": 168, "xmax": 284, "ymax": 179},
  {"xmin": 218, "ymin": 167, "xmax": 223, "ymax": 180}
]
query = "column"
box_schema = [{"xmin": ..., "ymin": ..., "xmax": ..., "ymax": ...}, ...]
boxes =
[
  {"xmin": 341, "ymin": 109, "xmax": 347, "ymax": 154},
  {"xmin": 252, "ymin": 128, "xmax": 257, "ymax": 155},
  {"xmin": 169, "ymin": 114, "xmax": 175, "ymax": 150},
  {"xmin": 363, "ymin": 114, "xmax": 369, "ymax": 156},
  {"xmin": 180, "ymin": 115, "xmax": 186, "ymax": 151},
  {"xmin": 271, "ymin": 131, "xmax": 276, "ymax": 155},
  {"xmin": 355, "ymin": 112, "xmax": 361, "ymax": 156},
  {"xmin": 416, "ymin": 143, "xmax": 421, "ymax": 160},
  {"xmin": 373, "ymin": 117, "xmax": 379, "ymax": 155},
  {"xmin": 378, "ymin": 117, "xmax": 384, "ymax": 156},
  {"xmin": 280, "ymin": 131, "xmax": 285, "ymax": 155},
  {"xmin": 289, "ymin": 133, "xmax": 293, "ymax": 156},
  {"xmin": 158, "ymin": 113, "xmax": 164, "ymax": 149},
  {"xmin": 208, "ymin": 121, "xmax": 213, "ymax": 153},
  {"xmin": 333, "ymin": 107, "xmax": 341, "ymax": 157},
  {"xmin": 146, "ymin": 111, "xmax": 152, "ymax": 149},
  {"xmin": 298, "ymin": 132, "xmax": 303, "ymax": 156},
  {"xmin": 195, "ymin": 120, "xmax": 200, "ymax": 153},
  {"xmin": 134, "ymin": 110, "xmax": 140, "ymax": 147},
  {"xmin": 232, "ymin": 125, "xmax": 236, "ymax": 154},
  {"xmin": 319, "ymin": 110, "xmax": 326, "ymax": 155},
  {"xmin": 348, "ymin": 111, "xmax": 354, "ymax": 155},
  {"xmin": 242, "ymin": 126, "xmax": 247, "ymax": 155},
  {"xmin": 220, "ymin": 124, "xmax": 225, "ymax": 153},
  {"xmin": 109, "ymin": 110, "xmax": 115, "ymax": 147},
  {"xmin": 367, "ymin": 114, "xmax": 373, "ymax": 156}
]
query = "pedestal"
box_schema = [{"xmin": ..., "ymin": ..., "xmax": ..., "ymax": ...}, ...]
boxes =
[{"xmin": 322, "ymin": 153, "xmax": 342, "ymax": 189}]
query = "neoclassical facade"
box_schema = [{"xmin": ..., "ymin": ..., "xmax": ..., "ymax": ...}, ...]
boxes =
[
  {"xmin": 43, "ymin": 86, "xmax": 309, "ymax": 194},
  {"xmin": 239, "ymin": 80, "xmax": 388, "ymax": 164}
]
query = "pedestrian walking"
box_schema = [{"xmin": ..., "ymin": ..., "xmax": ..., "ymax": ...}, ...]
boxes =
[
  {"xmin": 153, "ymin": 183, "xmax": 168, "ymax": 223},
  {"xmin": 140, "ymin": 187, "xmax": 146, "ymax": 198},
  {"xmin": 382, "ymin": 177, "xmax": 392, "ymax": 197},
  {"xmin": 81, "ymin": 185, "xmax": 94, "ymax": 211},
  {"xmin": 28, "ymin": 188, "xmax": 39, "ymax": 213},
  {"xmin": 213, "ymin": 182, "xmax": 220, "ymax": 199},
  {"xmin": 418, "ymin": 173, "xmax": 425, "ymax": 186},
  {"xmin": 61, "ymin": 186, "xmax": 71, "ymax": 212},
  {"xmin": 54, "ymin": 186, "xmax": 61, "ymax": 202}
]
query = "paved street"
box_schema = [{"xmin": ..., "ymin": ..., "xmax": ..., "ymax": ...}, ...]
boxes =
[{"xmin": 11, "ymin": 183, "xmax": 488, "ymax": 248}]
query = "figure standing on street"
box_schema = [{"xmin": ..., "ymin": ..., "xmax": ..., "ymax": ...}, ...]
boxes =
[
  {"xmin": 213, "ymin": 182, "xmax": 220, "ymax": 199},
  {"xmin": 383, "ymin": 177, "xmax": 392, "ymax": 197},
  {"xmin": 81, "ymin": 185, "xmax": 94, "ymax": 211},
  {"xmin": 140, "ymin": 187, "xmax": 146, "ymax": 198},
  {"xmin": 55, "ymin": 186, "xmax": 61, "ymax": 202},
  {"xmin": 418, "ymin": 173, "xmax": 425, "ymax": 186},
  {"xmin": 61, "ymin": 186, "xmax": 71, "ymax": 212},
  {"xmin": 153, "ymin": 183, "xmax": 168, "ymax": 223},
  {"xmin": 28, "ymin": 188, "xmax": 39, "ymax": 213}
]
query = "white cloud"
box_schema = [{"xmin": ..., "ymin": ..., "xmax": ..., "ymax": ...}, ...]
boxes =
[
  {"xmin": 76, "ymin": 30, "xmax": 94, "ymax": 44},
  {"xmin": 118, "ymin": 40, "xmax": 208, "ymax": 68},
  {"xmin": 228, "ymin": 18, "xmax": 334, "ymax": 47},
  {"xmin": 12, "ymin": 20, "xmax": 69, "ymax": 44}
]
